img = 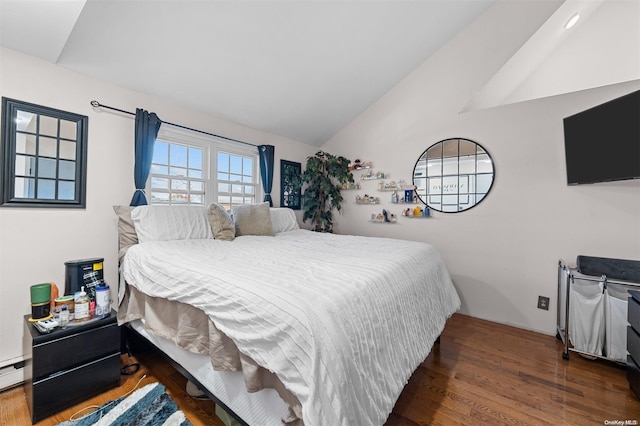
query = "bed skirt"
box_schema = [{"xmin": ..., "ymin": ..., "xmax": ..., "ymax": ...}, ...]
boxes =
[{"xmin": 118, "ymin": 285, "xmax": 303, "ymax": 425}]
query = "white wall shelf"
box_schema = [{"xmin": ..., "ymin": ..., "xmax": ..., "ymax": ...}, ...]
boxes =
[{"xmin": 355, "ymin": 192, "xmax": 379, "ymax": 204}]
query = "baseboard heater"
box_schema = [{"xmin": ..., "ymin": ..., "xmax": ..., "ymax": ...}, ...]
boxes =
[{"xmin": 0, "ymin": 359, "xmax": 26, "ymax": 391}]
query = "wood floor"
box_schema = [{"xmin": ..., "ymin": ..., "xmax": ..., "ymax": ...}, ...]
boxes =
[{"xmin": 1, "ymin": 313, "xmax": 638, "ymax": 425}]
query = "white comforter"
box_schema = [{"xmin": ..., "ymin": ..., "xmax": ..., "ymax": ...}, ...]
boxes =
[{"xmin": 122, "ymin": 229, "xmax": 460, "ymax": 426}]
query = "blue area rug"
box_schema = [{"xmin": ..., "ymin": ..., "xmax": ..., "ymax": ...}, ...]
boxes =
[{"xmin": 57, "ymin": 382, "xmax": 192, "ymax": 426}]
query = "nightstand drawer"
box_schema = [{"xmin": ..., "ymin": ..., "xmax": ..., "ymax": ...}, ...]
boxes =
[
  {"xmin": 629, "ymin": 326, "xmax": 640, "ymax": 363},
  {"xmin": 33, "ymin": 321, "xmax": 120, "ymax": 379},
  {"xmin": 30, "ymin": 352, "xmax": 120, "ymax": 423},
  {"xmin": 628, "ymin": 355, "xmax": 640, "ymax": 399},
  {"xmin": 629, "ymin": 293, "xmax": 640, "ymax": 332}
]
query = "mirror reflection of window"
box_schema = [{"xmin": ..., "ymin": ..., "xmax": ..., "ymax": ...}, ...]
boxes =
[
  {"xmin": 413, "ymin": 138, "xmax": 494, "ymax": 213},
  {"xmin": 1, "ymin": 98, "xmax": 88, "ymax": 208}
]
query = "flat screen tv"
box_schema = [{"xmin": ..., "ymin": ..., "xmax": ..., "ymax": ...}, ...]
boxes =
[{"xmin": 563, "ymin": 89, "xmax": 640, "ymax": 185}]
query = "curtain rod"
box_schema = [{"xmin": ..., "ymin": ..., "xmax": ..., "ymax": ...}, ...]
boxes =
[{"xmin": 90, "ymin": 100, "xmax": 258, "ymax": 148}]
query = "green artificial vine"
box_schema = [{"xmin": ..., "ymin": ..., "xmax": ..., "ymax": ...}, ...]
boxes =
[{"xmin": 297, "ymin": 151, "xmax": 354, "ymax": 233}]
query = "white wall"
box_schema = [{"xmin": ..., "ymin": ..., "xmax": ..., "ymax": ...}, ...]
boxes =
[
  {"xmin": 505, "ymin": 0, "xmax": 640, "ymax": 105},
  {"xmin": 0, "ymin": 47, "xmax": 315, "ymax": 371},
  {"xmin": 321, "ymin": 1, "xmax": 640, "ymax": 335}
]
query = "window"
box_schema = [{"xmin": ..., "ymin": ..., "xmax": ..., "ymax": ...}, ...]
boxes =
[
  {"xmin": 150, "ymin": 141, "xmax": 205, "ymax": 205},
  {"xmin": 1, "ymin": 98, "xmax": 88, "ymax": 208},
  {"xmin": 148, "ymin": 126, "xmax": 259, "ymax": 208},
  {"xmin": 216, "ymin": 151, "xmax": 257, "ymax": 211}
]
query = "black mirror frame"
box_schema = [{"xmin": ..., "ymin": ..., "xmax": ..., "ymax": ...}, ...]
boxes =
[
  {"xmin": 412, "ymin": 137, "xmax": 495, "ymax": 213},
  {"xmin": 1, "ymin": 98, "xmax": 88, "ymax": 208},
  {"xmin": 280, "ymin": 159, "xmax": 301, "ymax": 210}
]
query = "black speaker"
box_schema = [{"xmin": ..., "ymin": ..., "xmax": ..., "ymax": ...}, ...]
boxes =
[{"xmin": 64, "ymin": 257, "xmax": 104, "ymax": 300}]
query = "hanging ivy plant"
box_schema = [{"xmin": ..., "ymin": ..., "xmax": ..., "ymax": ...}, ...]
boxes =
[{"xmin": 297, "ymin": 150, "xmax": 354, "ymax": 233}]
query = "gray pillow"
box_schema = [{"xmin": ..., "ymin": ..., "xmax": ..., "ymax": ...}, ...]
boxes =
[
  {"xmin": 232, "ymin": 202, "xmax": 274, "ymax": 237},
  {"xmin": 113, "ymin": 205, "xmax": 138, "ymax": 263},
  {"xmin": 207, "ymin": 203, "xmax": 236, "ymax": 241}
]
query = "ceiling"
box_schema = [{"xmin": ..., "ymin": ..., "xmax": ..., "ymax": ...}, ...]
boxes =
[
  {"xmin": 3, "ymin": 1, "xmax": 635, "ymax": 147},
  {"xmin": 0, "ymin": 0, "xmax": 495, "ymax": 146}
]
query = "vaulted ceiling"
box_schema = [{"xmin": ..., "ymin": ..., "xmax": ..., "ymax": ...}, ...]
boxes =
[{"xmin": 1, "ymin": 1, "xmax": 637, "ymax": 146}]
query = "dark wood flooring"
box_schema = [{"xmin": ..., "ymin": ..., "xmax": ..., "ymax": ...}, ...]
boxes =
[{"xmin": 1, "ymin": 314, "xmax": 638, "ymax": 425}]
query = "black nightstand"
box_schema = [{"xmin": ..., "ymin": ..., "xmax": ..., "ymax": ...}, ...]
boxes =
[
  {"xmin": 628, "ymin": 290, "xmax": 640, "ymax": 399},
  {"xmin": 23, "ymin": 311, "xmax": 121, "ymax": 423}
]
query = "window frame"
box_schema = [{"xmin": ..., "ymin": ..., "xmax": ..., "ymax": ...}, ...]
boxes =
[
  {"xmin": 148, "ymin": 125, "xmax": 261, "ymax": 208},
  {"xmin": 1, "ymin": 97, "xmax": 88, "ymax": 208},
  {"xmin": 148, "ymin": 127, "xmax": 210, "ymax": 206}
]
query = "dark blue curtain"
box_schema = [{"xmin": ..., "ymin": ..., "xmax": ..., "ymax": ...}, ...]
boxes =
[
  {"xmin": 258, "ymin": 145, "xmax": 275, "ymax": 207},
  {"xmin": 130, "ymin": 109, "xmax": 162, "ymax": 206}
]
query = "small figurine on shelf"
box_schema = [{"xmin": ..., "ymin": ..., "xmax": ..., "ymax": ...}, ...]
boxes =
[
  {"xmin": 404, "ymin": 189, "xmax": 414, "ymax": 203},
  {"xmin": 357, "ymin": 194, "xmax": 379, "ymax": 204},
  {"xmin": 380, "ymin": 209, "xmax": 398, "ymax": 223},
  {"xmin": 413, "ymin": 206, "xmax": 422, "ymax": 217},
  {"xmin": 361, "ymin": 170, "xmax": 375, "ymax": 180},
  {"xmin": 391, "ymin": 190, "xmax": 398, "ymax": 203},
  {"xmin": 350, "ymin": 159, "xmax": 375, "ymax": 171},
  {"xmin": 371, "ymin": 209, "xmax": 396, "ymax": 223},
  {"xmin": 343, "ymin": 182, "xmax": 362, "ymax": 190}
]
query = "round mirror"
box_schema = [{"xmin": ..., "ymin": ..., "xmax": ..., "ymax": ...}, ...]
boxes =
[{"xmin": 412, "ymin": 138, "xmax": 494, "ymax": 213}]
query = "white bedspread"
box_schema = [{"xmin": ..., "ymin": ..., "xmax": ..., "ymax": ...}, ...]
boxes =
[{"xmin": 122, "ymin": 229, "xmax": 460, "ymax": 426}]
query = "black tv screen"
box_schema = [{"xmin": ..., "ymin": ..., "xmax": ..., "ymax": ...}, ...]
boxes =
[{"xmin": 563, "ymin": 90, "xmax": 640, "ymax": 185}]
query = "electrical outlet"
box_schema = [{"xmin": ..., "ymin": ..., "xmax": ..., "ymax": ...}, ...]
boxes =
[{"xmin": 537, "ymin": 296, "xmax": 550, "ymax": 310}]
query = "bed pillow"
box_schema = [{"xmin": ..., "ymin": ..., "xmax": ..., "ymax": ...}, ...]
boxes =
[
  {"xmin": 113, "ymin": 205, "xmax": 138, "ymax": 248},
  {"xmin": 232, "ymin": 202, "xmax": 274, "ymax": 236},
  {"xmin": 270, "ymin": 208, "xmax": 300, "ymax": 233},
  {"xmin": 131, "ymin": 205, "xmax": 213, "ymax": 242},
  {"xmin": 207, "ymin": 203, "xmax": 235, "ymax": 241},
  {"xmin": 113, "ymin": 205, "xmax": 139, "ymax": 262}
]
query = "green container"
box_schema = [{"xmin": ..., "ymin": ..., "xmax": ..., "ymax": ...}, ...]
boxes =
[{"xmin": 30, "ymin": 283, "xmax": 51, "ymax": 305}]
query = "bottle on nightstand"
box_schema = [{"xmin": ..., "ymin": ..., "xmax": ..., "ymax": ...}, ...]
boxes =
[{"xmin": 74, "ymin": 286, "xmax": 90, "ymax": 322}]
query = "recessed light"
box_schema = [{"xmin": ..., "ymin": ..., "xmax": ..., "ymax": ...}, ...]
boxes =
[{"xmin": 564, "ymin": 13, "xmax": 580, "ymax": 30}]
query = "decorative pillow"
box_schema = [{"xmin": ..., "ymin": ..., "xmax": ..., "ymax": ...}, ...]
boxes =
[
  {"xmin": 232, "ymin": 202, "xmax": 274, "ymax": 237},
  {"xmin": 113, "ymin": 205, "xmax": 138, "ymax": 263},
  {"xmin": 270, "ymin": 208, "xmax": 300, "ymax": 233},
  {"xmin": 207, "ymin": 203, "xmax": 235, "ymax": 241},
  {"xmin": 131, "ymin": 205, "xmax": 213, "ymax": 243}
]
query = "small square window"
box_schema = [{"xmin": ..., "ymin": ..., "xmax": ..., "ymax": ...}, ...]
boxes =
[{"xmin": 1, "ymin": 98, "xmax": 88, "ymax": 208}]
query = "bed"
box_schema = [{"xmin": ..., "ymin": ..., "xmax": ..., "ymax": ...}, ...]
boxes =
[{"xmin": 115, "ymin": 203, "xmax": 460, "ymax": 426}]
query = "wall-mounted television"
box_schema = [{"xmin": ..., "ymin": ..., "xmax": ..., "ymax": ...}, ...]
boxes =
[{"xmin": 563, "ymin": 89, "xmax": 639, "ymax": 185}]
